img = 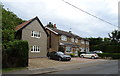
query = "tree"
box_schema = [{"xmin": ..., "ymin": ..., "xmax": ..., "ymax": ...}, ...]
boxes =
[
  {"xmin": 2, "ymin": 6, "xmax": 25, "ymax": 43},
  {"xmin": 46, "ymin": 22, "xmax": 54, "ymax": 28},
  {"xmin": 109, "ymin": 30, "xmax": 120, "ymax": 43}
]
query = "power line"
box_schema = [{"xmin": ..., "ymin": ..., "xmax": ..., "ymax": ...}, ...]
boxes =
[{"xmin": 61, "ymin": 0, "xmax": 119, "ymax": 28}]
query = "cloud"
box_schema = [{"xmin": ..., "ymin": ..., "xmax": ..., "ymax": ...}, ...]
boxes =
[{"xmin": 1, "ymin": 0, "xmax": 119, "ymax": 37}]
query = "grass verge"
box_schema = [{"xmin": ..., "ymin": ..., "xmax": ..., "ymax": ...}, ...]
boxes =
[{"xmin": 2, "ymin": 67, "xmax": 26, "ymax": 73}]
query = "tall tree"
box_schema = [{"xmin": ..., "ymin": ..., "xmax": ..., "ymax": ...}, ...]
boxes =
[
  {"xmin": 109, "ymin": 30, "xmax": 120, "ymax": 43},
  {"xmin": 2, "ymin": 6, "xmax": 25, "ymax": 43}
]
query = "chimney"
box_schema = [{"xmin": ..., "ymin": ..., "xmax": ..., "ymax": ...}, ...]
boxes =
[{"xmin": 53, "ymin": 24, "xmax": 57, "ymax": 28}]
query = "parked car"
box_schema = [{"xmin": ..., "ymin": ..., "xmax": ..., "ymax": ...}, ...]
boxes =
[
  {"xmin": 93, "ymin": 50, "xmax": 103, "ymax": 53},
  {"xmin": 79, "ymin": 52, "xmax": 99, "ymax": 59},
  {"xmin": 47, "ymin": 51, "xmax": 71, "ymax": 61}
]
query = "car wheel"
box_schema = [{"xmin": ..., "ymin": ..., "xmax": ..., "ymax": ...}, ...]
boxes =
[
  {"xmin": 91, "ymin": 56, "xmax": 95, "ymax": 59},
  {"xmin": 58, "ymin": 58, "xmax": 62, "ymax": 61},
  {"xmin": 80, "ymin": 55, "xmax": 84, "ymax": 58}
]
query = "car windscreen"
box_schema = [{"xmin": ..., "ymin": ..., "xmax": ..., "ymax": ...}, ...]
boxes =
[{"xmin": 57, "ymin": 52, "xmax": 64, "ymax": 55}]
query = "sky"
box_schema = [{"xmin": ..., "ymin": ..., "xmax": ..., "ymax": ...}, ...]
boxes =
[{"xmin": 1, "ymin": 0, "xmax": 119, "ymax": 38}]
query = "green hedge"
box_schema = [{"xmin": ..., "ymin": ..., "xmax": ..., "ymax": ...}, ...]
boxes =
[
  {"xmin": 97, "ymin": 53, "xmax": 120, "ymax": 59},
  {"xmin": 2, "ymin": 40, "xmax": 29, "ymax": 68}
]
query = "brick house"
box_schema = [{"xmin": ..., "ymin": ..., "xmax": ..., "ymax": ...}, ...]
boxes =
[
  {"xmin": 15, "ymin": 17, "xmax": 48, "ymax": 58},
  {"xmin": 46, "ymin": 26, "xmax": 89, "ymax": 56}
]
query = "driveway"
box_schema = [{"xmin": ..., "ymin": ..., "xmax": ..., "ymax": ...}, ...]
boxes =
[{"xmin": 28, "ymin": 57, "xmax": 106, "ymax": 69}]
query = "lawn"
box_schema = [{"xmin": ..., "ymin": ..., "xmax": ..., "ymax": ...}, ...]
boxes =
[{"xmin": 2, "ymin": 67, "xmax": 26, "ymax": 73}]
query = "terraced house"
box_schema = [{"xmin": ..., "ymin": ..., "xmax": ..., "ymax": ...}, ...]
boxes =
[
  {"xmin": 15, "ymin": 17, "xmax": 48, "ymax": 58},
  {"xmin": 46, "ymin": 25, "xmax": 89, "ymax": 56}
]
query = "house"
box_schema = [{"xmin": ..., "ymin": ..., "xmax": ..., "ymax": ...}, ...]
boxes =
[
  {"xmin": 46, "ymin": 25, "xmax": 89, "ymax": 56},
  {"xmin": 15, "ymin": 16, "xmax": 48, "ymax": 58}
]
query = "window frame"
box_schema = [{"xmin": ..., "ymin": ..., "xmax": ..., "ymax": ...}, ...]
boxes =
[
  {"xmin": 61, "ymin": 35, "xmax": 67, "ymax": 41},
  {"xmin": 31, "ymin": 45, "xmax": 40, "ymax": 53},
  {"xmin": 31, "ymin": 31, "xmax": 41, "ymax": 38}
]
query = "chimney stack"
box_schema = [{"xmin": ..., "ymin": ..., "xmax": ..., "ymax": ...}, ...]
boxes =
[{"xmin": 53, "ymin": 24, "xmax": 57, "ymax": 28}]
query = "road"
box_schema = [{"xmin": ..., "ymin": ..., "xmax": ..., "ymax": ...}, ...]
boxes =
[{"xmin": 49, "ymin": 60, "xmax": 118, "ymax": 74}]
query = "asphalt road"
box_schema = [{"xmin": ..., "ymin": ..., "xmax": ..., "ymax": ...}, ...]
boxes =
[{"xmin": 49, "ymin": 60, "xmax": 119, "ymax": 74}]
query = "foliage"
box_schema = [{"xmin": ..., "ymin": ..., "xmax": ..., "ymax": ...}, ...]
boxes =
[
  {"xmin": 2, "ymin": 40, "xmax": 29, "ymax": 68},
  {"xmin": 46, "ymin": 22, "xmax": 54, "ymax": 28},
  {"xmin": 2, "ymin": 7, "xmax": 25, "ymax": 44},
  {"xmin": 109, "ymin": 30, "xmax": 120, "ymax": 43},
  {"xmin": 2, "ymin": 67, "xmax": 26, "ymax": 73},
  {"xmin": 69, "ymin": 53, "xmax": 75, "ymax": 57},
  {"xmin": 97, "ymin": 53, "xmax": 120, "ymax": 59},
  {"xmin": 2, "ymin": 7, "xmax": 24, "ymax": 30},
  {"xmin": 88, "ymin": 36, "xmax": 120, "ymax": 53}
]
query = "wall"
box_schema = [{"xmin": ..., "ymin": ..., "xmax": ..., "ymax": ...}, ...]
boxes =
[{"xmin": 22, "ymin": 19, "xmax": 47, "ymax": 58}]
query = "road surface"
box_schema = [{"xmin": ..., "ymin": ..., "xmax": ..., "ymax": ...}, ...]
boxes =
[{"xmin": 49, "ymin": 60, "xmax": 118, "ymax": 74}]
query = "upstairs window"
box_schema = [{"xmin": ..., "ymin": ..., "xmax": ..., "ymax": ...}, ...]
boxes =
[
  {"xmin": 61, "ymin": 35, "xmax": 67, "ymax": 41},
  {"xmin": 75, "ymin": 38, "xmax": 78, "ymax": 43},
  {"xmin": 81, "ymin": 39, "xmax": 85, "ymax": 44},
  {"xmin": 31, "ymin": 31, "xmax": 41, "ymax": 38},
  {"xmin": 86, "ymin": 41, "xmax": 89, "ymax": 45},
  {"xmin": 71, "ymin": 38, "xmax": 74, "ymax": 42}
]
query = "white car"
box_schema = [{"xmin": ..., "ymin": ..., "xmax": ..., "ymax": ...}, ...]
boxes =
[{"xmin": 80, "ymin": 52, "xmax": 99, "ymax": 59}]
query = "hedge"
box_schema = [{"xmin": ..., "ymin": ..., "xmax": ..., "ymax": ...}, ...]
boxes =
[
  {"xmin": 2, "ymin": 40, "xmax": 29, "ymax": 68},
  {"xmin": 97, "ymin": 53, "xmax": 120, "ymax": 59}
]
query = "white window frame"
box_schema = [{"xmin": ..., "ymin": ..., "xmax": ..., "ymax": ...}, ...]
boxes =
[
  {"xmin": 31, "ymin": 45, "xmax": 40, "ymax": 53},
  {"xmin": 86, "ymin": 41, "xmax": 89, "ymax": 45},
  {"xmin": 65, "ymin": 47, "xmax": 71, "ymax": 52},
  {"xmin": 61, "ymin": 35, "xmax": 67, "ymax": 41},
  {"xmin": 75, "ymin": 38, "xmax": 78, "ymax": 43},
  {"xmin": 81, "ymin": 39, "xmax": 84, "ymax": 44},
  {"xmin": 71, "ymin": 38, "xmax": 74, "ymax": 42},
  {"xmin": 31, "ymin": 31, "xmax": 41, "ymax": 38}
]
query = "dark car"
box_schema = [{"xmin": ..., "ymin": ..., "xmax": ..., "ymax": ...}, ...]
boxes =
[{"xmin": 47, "ymin": 51, "xmax": 71, "ymax": 61}]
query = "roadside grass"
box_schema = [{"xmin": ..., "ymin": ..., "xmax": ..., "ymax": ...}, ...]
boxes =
[{"xmin": 2, "ymin": 67, "xmax": 27, "ymax": 73}]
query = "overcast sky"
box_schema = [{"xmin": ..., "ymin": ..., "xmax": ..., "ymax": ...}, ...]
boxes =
[{"xmin": 1, "ymin": 0, "xmax": 119, "ymax": 38}]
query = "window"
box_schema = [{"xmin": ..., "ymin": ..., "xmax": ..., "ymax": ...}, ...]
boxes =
[
  {"xmin": 81, "ymin": 39, "xmax": 84, "ymax": 44},
  {"xmin": 81, "ymin": 48, "xmax": 85, "ymax": 52},
  {"xmin": 86, "ymin": 41, "xmax": 89, "ymax": 45},
  {"xmin": 65, "ymin": 47, "xmax": 71, "ymax": 52},
  {"xmin": 31, "ymin": 31, "xmax": 41, "ymax": 38},
  {"xmin": 75, "ymin": 38, "xmax": 78, "ymax": 43},
  {"xmin": 71, "ymin": 38, "xmax": 74, "ymax": 42},
  {"xmin": 61, "ymin": 35, "xmax": 67, "ymax": 41},
  {"xmin": 31, "ymin": 45, "xmax": 40, "ymax": 52}
]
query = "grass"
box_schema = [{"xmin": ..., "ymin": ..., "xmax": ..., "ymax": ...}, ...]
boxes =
[{"xmin": 2, "ymin": 67, "xmax": 27, "ymax": 73}]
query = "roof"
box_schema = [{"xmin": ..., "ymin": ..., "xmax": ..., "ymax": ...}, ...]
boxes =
[
  {"xmin": 46, "ymin": 27, "xmax": 80, "ymax": 38},
  {"xmin": 15, "ymin": 16, "xmax": 49, "ymax": 36},
  {"xmin": 46, "ymin": 27, "xmax": 89, "ymax": 41}
]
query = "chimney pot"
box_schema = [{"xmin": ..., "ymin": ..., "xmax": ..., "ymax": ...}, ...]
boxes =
[{"xmin": 54, "ymin": 24, "xmax": 57, "ymax": 28}]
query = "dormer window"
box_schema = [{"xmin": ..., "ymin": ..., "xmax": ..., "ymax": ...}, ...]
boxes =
[
  {"xmin": 31, "ymin": 31, "xmax": 41, "ymax": 38},
  {"xmin": 61, "ymin": 35, "xmax": 67, "ymax": 41}
]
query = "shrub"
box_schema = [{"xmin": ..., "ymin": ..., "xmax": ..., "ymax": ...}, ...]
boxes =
[
  {"xmin": 2, "ymin": 40, "xmax": 29, "ymax": 68},
  {"xmin": 97, "ymin": 53, "xmax": 120, "ymax": 59},
  {"xmin": 70, "ymin": 53, "xmax": 75, "ymax": 57}
]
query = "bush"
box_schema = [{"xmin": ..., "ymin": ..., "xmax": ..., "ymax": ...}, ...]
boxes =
[
  {"xmin": 70, "ymin": 53, "xmax": 75, "ymax": 57},
  {"xmin": 97, "ymin": 53, "xmax": 120, "ymax": 59},
  {"xmin": 2, "ymin": 40, "xmax": 29, "ymax": 68}
]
